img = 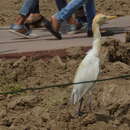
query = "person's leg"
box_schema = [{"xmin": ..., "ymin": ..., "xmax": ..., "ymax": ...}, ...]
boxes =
[
  {"xmin": 85, "ymin": 0, "xmax": 96, "ymax": 36},
  {"xmin": 19, "ymin": 0, "xmax": 39, "ymax": 17},
  {"xmin": 15, "ymin": 0, "xmax": 40, "ymax": 25},
  {"xmin": 10, "ymin": 0, "xmax": 40, "ymax": 36},
  {"xmin": 50, "ymin": 0, "xmax": 87, "ymax": 32},
  {"xmin": 55, "ymin": 0, "xmax": 76, "ymax": 25},
  {"xmin": 55, "ymin": 0, "xmax": 67, "ymax": 10},
  {"xmin": 75, "ymin": 6, "xmax": 87, "ymax": 24},
  {"xmin": 55, "ymin": 0, "xmax": 86, "ymax": 24},
  {"xmin": 55, "ymin": 0, "xmax": 86, "ymax": 22}
]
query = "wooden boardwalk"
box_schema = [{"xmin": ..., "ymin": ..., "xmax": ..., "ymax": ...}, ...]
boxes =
[{"xmin": 0, "ymin": 15, "xmax": 130, "ymax": 58}]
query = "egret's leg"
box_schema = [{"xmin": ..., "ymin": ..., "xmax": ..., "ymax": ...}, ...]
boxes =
[
  {"xmin": 88, "ymin": 92, "xmax": 93, "ymax": 112},
  {"xmin": 77, "ymin": 97, "xmax": 84, "ymax": 116}
]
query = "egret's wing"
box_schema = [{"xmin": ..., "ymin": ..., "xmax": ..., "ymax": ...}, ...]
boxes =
[{"xmin": 71, "ymin": 56, "xmax": 100, "ymax": 104}]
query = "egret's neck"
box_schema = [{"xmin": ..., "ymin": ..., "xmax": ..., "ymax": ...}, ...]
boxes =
[{"xmin": 92, "ymin": 22, "xmax": 101, "ymax": 56}]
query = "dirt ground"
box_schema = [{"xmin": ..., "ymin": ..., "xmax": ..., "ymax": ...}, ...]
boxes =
[
  {"xmin": 1, "ymin": 0, "xmax": 130, "ymax": 26},
  {"xmin": 0, "ymin": 0, "xmax": 130, "ymax": 130},
  {"xmin": 0, "ymin": 38, "xmax": 130, "ymax": 130}
]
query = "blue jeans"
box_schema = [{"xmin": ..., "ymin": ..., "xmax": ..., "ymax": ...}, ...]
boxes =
[
  {"xmin": 55, "ymin": 0, "xmax": 87, "ymax": 24},
  {"xmin": 55, "ymin": 0, "xmax": 96, "ymax": 31},
  {"xmin": 19, "ymin": 0, "xmax": 67, "ymax": 16},
  {"xmin": 19, "ymin": 0, "xmax": 40, "ymax": 16}
]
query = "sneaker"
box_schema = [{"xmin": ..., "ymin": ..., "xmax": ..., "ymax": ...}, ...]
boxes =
[
  {"xmin": 68, "ymin": 23, "xmax": 87, "ymax": 34},
  {"xmin": 9, "ymin": 24, "xmax": 33, "ymax": 38}
]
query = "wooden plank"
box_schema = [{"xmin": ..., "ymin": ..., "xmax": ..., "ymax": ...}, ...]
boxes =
[{"xmin": 0, "ymin": 16, "xmax": 129, "ymax": 55}]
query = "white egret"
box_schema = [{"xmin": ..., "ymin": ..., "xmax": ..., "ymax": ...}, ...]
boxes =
[{"xmin": 71, "ymin": 14, "xmax": 117, "ymax": 115}]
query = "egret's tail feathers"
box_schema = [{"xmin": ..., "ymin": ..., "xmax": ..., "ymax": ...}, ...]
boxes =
[
  {"xmin": 70, "ymin": 93, "xmax": 75, "ymax": 104},
  {"xmin": 70, "ymin": 92, "xmax": 80, "ymax": 105}
]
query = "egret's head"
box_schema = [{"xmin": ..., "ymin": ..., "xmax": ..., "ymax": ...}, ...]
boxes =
[{"xmin": 93, "ymin": 14, "xmax": 117, "ymax": 25}]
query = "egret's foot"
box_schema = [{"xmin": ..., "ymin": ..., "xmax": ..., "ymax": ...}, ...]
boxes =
[{"xmin": 75, "ymin": 111, "xmax": 85, "ymax": 117}]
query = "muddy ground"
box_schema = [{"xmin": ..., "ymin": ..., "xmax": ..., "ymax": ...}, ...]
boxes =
[
  {"xmin": 0, "ymin": 0, "xmax": 130, "ymax": 130},
  {"xmin": 1, "ymin": 0, "xmax": 130, "ymax": 26},
  {"xmin": 0, "ymin": 38, "xmax": 130, "ymax": 130}
]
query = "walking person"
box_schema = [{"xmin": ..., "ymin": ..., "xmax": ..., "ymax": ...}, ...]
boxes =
[
  {"xmin": 9, "ymin": 0, "xmax": 76, "ymax": 37},
  {"xmin": 10, "ymin": 0, "xmax": 43, "ymax": 37}
]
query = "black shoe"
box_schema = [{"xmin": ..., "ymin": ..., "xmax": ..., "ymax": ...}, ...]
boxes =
[{"xmin": 42, "ymin": 17, "xmax": 62, "ymax": 40}]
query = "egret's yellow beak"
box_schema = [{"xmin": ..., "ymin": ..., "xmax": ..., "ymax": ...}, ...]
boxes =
[{"xmin": 107, "ymin": 16, "xmax": 117, "ymax": 20}]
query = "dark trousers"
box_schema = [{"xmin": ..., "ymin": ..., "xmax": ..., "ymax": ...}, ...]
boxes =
[{"xmin": 55, "ymin": 0, "xmax": 67, "ymax": 10}]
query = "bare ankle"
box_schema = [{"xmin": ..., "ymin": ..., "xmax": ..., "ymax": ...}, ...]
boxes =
[
  {"xmin": 15, "ymin": 15, "xmax": 27, "ymax": 25},
  {"xmin": 51, "ymin": 16, "xmax": 60, "ymax": 32}
]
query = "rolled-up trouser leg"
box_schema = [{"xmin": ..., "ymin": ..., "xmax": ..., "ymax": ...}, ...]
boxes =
[
  {"xmin": 55, "ymin": 0, "xmax": 87, "ymax": 22},
  {"xmin": 19, "ymin": 0, "xmax": 40, "ymax": 16}
]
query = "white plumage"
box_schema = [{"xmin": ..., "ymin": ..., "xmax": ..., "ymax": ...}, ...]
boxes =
[
  {"xmin": 70, "ymin": 14, "xmax": 117, "ymax": 115},
  {"xmin": 71, "ymin": 49, "xmax": 100, "ymax": 104}
]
